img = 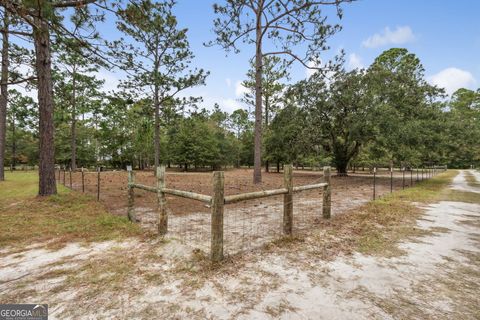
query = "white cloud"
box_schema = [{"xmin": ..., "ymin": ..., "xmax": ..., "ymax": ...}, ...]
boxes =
[
  {"xmin": 235, "ymin": 80, "xmax": 248, "ymax": 97},
  {"xmin": 362, "ymin": 26, "xmax": 415, "ymax": 48},
  {"xmin": 221, "ymin": 98, "xmax": 243, "ymax": 113},
  {"xmin": 225, "ymin": 78, "xmax": 232, "ymax": 87},
  {"xmin": 348, "ymin": 53, "xmax": 364, "ymax": 70},
  {"xmin": 94, "ymin": 69, "xmax": 122, "ymax": 94},
  {"xmin": 428, "ymin": 67, "xmax": 476, "ymax": 95},
  {"xmin": 305, "ymin": 60, "xmax": 321, "ymax": 78}
]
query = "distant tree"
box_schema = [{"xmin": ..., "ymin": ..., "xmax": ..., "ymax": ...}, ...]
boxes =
[
  {"xmin": 241, "ymin": 56, "xmax": 289, "ymax": 172},
  {"xmin": 54, "ymin": 31, "xmax": 105, "ymax": 170},
  {"xmin": 0, "ymin": 10, "xmax": 8, "ymax": 180},
  {"xmin": 446, "ymin": 88, "xmax": 480, "ymax": 167},
  {"xmin": 229, "ymin": 108, "xmax": 253, "ymax": 167},
  {"xmin": 209, "ymin": 0, "xmax": 351, "ymax": 183},
  {"xmin": 1, "ymin": 0, "xmax": 108, "ymax": 195},
  {"xmin": 53, "ymin": 10, "xmax": 106, "ymax": 170},
  {"xmin": 368, "ymin": 48, "xmax": 444, "ymax": 167},
  {"xmin": 265, "ymin": 104, "xmax": 306, "ymax": 172},
  {"xmin": 0, "ymin": 10, "xmax": 30, "ymax": 178},
  {"xmin": 210, "ymin": 103, "xmax": 229, "ymax": 130},
  {"xmin": 230, "ymin": 109, "xmax": 252, "ymax": 136},
  {"xmin": 53, "ymin": 69, "xmax": 104, "ymax": 168},
  {"xmin": 112, "ymin": 0, "xmax": 208, "ymax": 171},
  {"xmin": 241, "ymin": 56, "xmax": 289, "ymax": 127},
  {"xmin": 6, "ymin": 89, "xmax": 37, "ymax": 169},
  {"xmin": 295, "ymin": 68, "xmax": 374, "ymax": 175}
]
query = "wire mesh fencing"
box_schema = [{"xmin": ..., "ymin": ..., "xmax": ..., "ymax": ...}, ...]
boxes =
[
  {"xmin": 292, "ymin": 189, "xmax": 324, "ymax": 233},
  {"xmin": 54, "ymin": 163, "xmax": 447, "ymax": 261},
  {"xmin": 223, "ymin": 195, "xmax": 284, "ymax": 256}
]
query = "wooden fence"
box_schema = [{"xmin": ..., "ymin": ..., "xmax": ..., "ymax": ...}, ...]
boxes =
[{"xmin": 127, "ymin": 164, "xmax": 331, "ymax": 262}]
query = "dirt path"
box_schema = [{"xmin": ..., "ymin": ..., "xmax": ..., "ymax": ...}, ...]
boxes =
[
  {"xmin": 452, "ymin": 170, "xmax": 480, "ymax": 194},
  {"xmin": 1, "ymin": 170, "xmax": 478, "ymax": 319}
]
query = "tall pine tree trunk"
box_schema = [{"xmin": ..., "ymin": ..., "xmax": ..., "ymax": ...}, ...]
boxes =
[
  {"xmin": 70, "ymin": 67, "xmax": 77, "ymax": 170},
  {"xmin": 265, "ymin": 96, "xmax": 269, "ymax": 173},
  {"xmin": 154, "ymin": 83, "xmax": 160, "ymax": 172},
  {"xmin": 253, "ymin": 1, "xmax": 264, "ymax": 184},
  {"xmin": 0, "ymin": 12, "xmax": 9, "ymax": 181},
  {"xmin": 11, "ymin": 118, "xmax": 15, "ymax": 170},
  {"xmin": 34, "ymin": 18, "xmax": 57, "ymax": 196}
]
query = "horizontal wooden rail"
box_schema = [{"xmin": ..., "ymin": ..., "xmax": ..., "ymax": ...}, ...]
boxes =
[
  {"xmin": 292, "ymin": 182, "xmax": 327, "ymax": 193},
  {"xmin": 224, "ymin": 182, "xmax": 328, "ymax": 205},
  {"xmin": 162, "ymin": 188, "xmax": 212, "ymax": 203},
  {"xmin": 130, "ymin": 183, "xmax": 212, "ymax": 203},
  {"xmin": 130, "ymin": 183, "xmax": 157, "ymax": 193},
  {"xmin": 224, "ymin": 188, "xmax": 288, "ymax": 204}
]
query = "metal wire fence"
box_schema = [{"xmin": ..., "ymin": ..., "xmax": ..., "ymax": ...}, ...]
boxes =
[{"xmin": 55, "ymin": 164, "xmax": 446, "ymax": 259}]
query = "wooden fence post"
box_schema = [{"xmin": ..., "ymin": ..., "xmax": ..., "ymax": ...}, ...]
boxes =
[
  {"xmin": 63, "ymin": 168, "xmax": 66, "ymax": 185},
  {"xmin": 211, "ymin": 171, "xmax": 224, "ymax": 262},
  {"xmin": 322, "ymin": 166, "xmax": 331, "ymax": 219},
  {"xmin": 157, "ymin": 165, "xmax": 168, "ymax": 235},
  {"xmin": 373, "ymin": 167, "xmax": 376, "ymax": 200},
  {"xmin": 81, "ymin": 167, "xmax": 85, "ymax": 192},
  {"xmin": 97, "ymin": 167, "xmax": 100, "ymax": 201},
  {"xmin": 127, "ymin": 167, "xmax": 136, "ymax": 222},
  {"xmin": 390, "ymin": 168, "xmax": 393, "ymax": 193},
  {"xmin": 69, "ymin": 168, "xmax": 72, "ymax": 189},
  {"xmin": 283, "ymin": 164, "xmax": 293, "ymax": 235}
]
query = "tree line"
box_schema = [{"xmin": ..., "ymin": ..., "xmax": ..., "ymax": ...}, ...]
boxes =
[{"xmin": 0, "ymin": 1, "xmax": 478, "ymax": 196}]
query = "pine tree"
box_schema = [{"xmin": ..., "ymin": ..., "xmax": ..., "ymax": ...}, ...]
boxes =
[
  {"xmin": 111, "ymin": 0, "xmax": 208, "ymax": 171},
  {"xmin": 209, "ymin": 0, "xmax": 351, "ymax": 183}
]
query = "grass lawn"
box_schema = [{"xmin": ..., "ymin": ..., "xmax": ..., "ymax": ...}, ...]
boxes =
[{"xmin": 0, "ymin": 171, "xmax": 143, "ymax": 249}]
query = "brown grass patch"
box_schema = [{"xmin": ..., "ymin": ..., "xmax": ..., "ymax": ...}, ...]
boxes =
[{"xmin": 0, "ymin": 172, "xmax": 145, "ymax": 249}]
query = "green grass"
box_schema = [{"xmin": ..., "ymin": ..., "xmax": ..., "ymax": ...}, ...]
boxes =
[
  {"xmin": 346, "ymin": 170, "xmax": 470, "ymax": 256},
  {"xmin": 464, "ymin": 172, "xmax": 480, "ymax": 188},
  {"xmin": 0, "ymin": 171, "xmax": 55, "ymax": 201},
  {"xmin": 0, "ymin": 171, "xmax": 143, "ymax": 249},
  {"xmin": 445, "ymin": 189, "xmax": 480, "ymax": 203}
]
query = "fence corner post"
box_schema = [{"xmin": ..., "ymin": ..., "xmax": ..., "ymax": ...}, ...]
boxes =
[
  {"xmin": 127, "ymin": 167, "xmax": 136, "ymax": 222},
  {"xmin": 322, "ymin": 166, "xmax": 331, "ymax": 219},
  {"xmin": 157, "ymin": 165, "xmax": 168, "ymax": 235},
  {"xmin": 211, "ymin": 171, "xmax": 225, "ymax": 262},
  {"xmin": 283, "ymin": 164, "xmax": 293, "ymax": 235}
]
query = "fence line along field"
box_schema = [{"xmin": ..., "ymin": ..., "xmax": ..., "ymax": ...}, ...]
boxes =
[{"xmin": 61, "ymin": 167, "xmax": 420, "ymax": 256}]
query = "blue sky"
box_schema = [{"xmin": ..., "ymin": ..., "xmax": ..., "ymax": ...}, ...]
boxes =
[{"xmin": 69, "ymin": 0, "xmax": 480, "ymax": 112}]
